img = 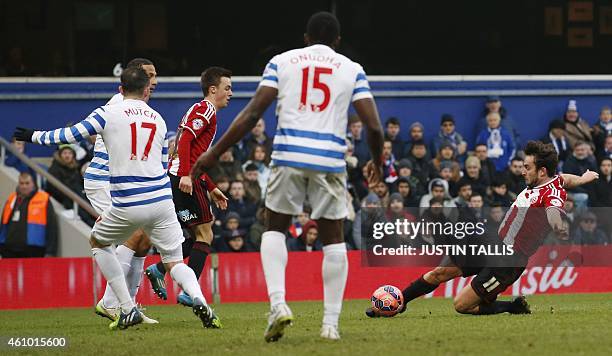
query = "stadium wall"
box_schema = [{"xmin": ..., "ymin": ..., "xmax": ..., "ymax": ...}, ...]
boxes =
[
  {"xmin": 2, "ymin": 76, "xmax": 612, "ymax": 157},
  {"xmin": 1, "ymin": 251, "xmax": 611, "ymax": 309}
]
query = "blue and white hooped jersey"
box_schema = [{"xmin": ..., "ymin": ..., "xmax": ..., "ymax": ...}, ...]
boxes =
[
  {"xmin": 32, "ymin": 99, "xmax": 171, "ymax": 208},
  {"xmin": 83, "ymin": 93, "xmax": 123, "ymax": 182},
  {"xmin": 259, "ymin": 44, "xmax": 373, "ymax": 173}
]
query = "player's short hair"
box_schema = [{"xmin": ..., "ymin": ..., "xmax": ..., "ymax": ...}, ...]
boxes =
[
  {"xmin": 201, "ymin": 66, "xmax": 232, "ymax": 96},
  {"xmin": 120, "ymin": 67, "xmax": 150, "ymax": 95},
  {"xmin": 470, "ymin": 192, "xmax": 482, "ymax": 200},
  {"xmin": 511, "ymin": 157, "xmax": 524, "ymax": 163},
  {"xmin": 126, "ymin": 58, "xmax": 153, "ymax": 69},
  {"xmin": 386, "ymin": 117, "xmax": 400, "ymax": 127},
  {"xmin": 475, "ymin": 143, "xmax": 487, "ymax": 149},
  {"xmin": 306, "ymin": 11, "xmax": 340, "ymax": 46},
  {"xmin": 524, "ymin": 140, "xmax": 558, "ymax": 178}
]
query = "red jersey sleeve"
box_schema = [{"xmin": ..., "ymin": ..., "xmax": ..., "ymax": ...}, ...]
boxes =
[{"xmin": 542, "ymin": 176, "xmax": 566, "ymax": 211}]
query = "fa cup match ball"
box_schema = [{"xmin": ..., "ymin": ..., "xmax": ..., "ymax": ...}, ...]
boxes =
[{"xmin": 371, "ymin": 285, "xmax": 404, "ymax": 317}]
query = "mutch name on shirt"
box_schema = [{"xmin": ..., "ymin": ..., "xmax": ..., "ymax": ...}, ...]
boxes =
[{"xmin": 124, "ymin": 108, "xmax": 158, "ymax": 120}]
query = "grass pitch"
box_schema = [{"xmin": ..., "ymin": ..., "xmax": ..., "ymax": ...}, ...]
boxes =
[{"xmin": 0, "ymin": 293, "xmax": 611, "ymax": 355}]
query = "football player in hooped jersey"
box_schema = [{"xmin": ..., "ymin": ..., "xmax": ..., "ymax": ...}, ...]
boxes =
[
  {"xmin": 366, "ymin": 141, "xmax": 598, "ymax": 318},
  {"xmin": 14, "ymin": 67, "xmax": 220, "ymax": 330},
  {"xmin": 16, "ymin": 57, "xmax": 159, "ymax": 323},
  {"xmin": 192, "ymin": 12, "xmax": 385, "ymax": 341},
  {"xmin": 145, "ymin": 67, "xmax": 230, "ymax": 307}
]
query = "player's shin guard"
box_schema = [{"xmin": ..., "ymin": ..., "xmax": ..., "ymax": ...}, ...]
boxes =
[
  {"xmin": 127, "ymin": 256, "xmax": 145, "ymax": 301},
  {"xmin": 402, "ymin": 275, "xmax": 439, "ymax": 303},
  {"xmin": 101, "ymin": 245, "xmax": 134, "ymax": 308},
  {"xmin": 169, "ymin": 263, "xmax": 206, "ymax": 304},
  {"xmin": 261, "ymin": 231, "xmax": 288, "ymax": 308},
  {"xmin": 322, "ymin": 243, "xmax": 348, "ymax": 327},
  {"xmin": 93, "ymin": 246, "xmax": 135, "ymax": 314}
]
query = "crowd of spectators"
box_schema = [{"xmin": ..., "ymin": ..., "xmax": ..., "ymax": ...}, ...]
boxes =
[{"xmin": 3, "ymin": 97, "xmax": 612, "ymax": 257}]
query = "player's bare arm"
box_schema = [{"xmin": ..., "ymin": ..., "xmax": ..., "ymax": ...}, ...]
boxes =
[
  {"xmin": 353, "ymin": 97, "xmax": 384, "ymax": 186},
  {"xmin": 561, "ymin": 170, "xmax": 599, "ymax": 189},
  {"xmin": 546, "ymin": 207, "xmax": 569, "ymax": 240},
  {"xmin": 191, "ymin": 85, "xmax": 277, "ymax": 179}
]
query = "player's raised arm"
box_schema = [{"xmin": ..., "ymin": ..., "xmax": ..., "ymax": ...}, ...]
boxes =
[
  {"xmin": 13, "ymin": 109, "xmax": 107, "ymax": 145},
  {"xmin": 353, "ymin": 97, "xmax": 384, "ymax": 184},
  {"xmin": 561, "ymin": 170, "xmax": 599, "ymax": 189},
  {"xmin": 191, "ymin": 85, "xmax": 277, "ymax": 179}
]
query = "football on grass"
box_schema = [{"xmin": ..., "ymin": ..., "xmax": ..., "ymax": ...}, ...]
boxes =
[{"xmin": 371, "ymin": 285, "xmax": 404, "ymax": 317}]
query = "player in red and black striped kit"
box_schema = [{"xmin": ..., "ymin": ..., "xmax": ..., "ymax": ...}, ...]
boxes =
[
  {"xmin": 145, "ymin": 67, "xmax": 232, "ymax": 307},
  {"xmin": 367, "ymin": 141, "xmax": 599, "ymax": 317}
]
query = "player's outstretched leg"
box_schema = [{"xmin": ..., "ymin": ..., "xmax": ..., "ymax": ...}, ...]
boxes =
[
  {"xmin": 454, "ymin": 268, "xmax": 530, "ymax": 315},
  {"xmin": 261, "ymin": 230, "xmax": 293, "ymax": 342},
  {"xmin": 366, "ymin": 266, "xmax": 461, "ymax": 317}
]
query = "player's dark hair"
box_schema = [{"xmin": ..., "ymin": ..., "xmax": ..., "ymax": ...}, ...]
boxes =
[
  {"xmin": 511, "ymin": 157, "xmax": 524, "ymax": 163},
  {"xmin": 126, "ymin": 58, "xmax": 153, "ymax": 69},
  {"xmin": 120, "ymin": 67, "xmax": 149, "ymax": 95},
  {"xmin": 524, "ymin": 140, "xmax": 558, "ymax": 178},
  {"xmin": 475, "ymin": 143, "xmax": 487, "ymax": 149},
  {"xmin": 306, "ymin": 11, "xmax": 340, "ymax": 46},
  {"xmin": 386, "ymin": 117, "xmax": 400, "ymax": 127},
  {"xmin": 201, "ymin": 66, "xmax": 232, "ymax": 96}
]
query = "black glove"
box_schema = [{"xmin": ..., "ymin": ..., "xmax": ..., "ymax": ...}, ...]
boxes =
[{"xmin": 13, "ymin": 127, "xmax": 35, "ymax": 142}]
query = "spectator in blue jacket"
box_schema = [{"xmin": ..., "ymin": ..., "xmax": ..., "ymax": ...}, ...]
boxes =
[{"xmin": 476, "ymin": 112, "xmax": 515, "ymax": 172}]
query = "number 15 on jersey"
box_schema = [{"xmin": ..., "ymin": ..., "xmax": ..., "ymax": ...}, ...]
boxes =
[{"xmin": 300, "ymin": 66, "xmax": 333, "ymax": 113}]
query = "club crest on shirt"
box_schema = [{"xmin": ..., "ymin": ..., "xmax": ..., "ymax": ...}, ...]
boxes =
[
  {"xmin": 529, "ymin": 190, "xmax": 540, "ymax": 204},
  {"xmin": 192, "ymin": 119, "xmax": 204, "ymax": 130}
]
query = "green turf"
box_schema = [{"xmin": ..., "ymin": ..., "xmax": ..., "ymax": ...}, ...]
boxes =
[{"xmin": 0, "ymin": 293, "xmax": 611, "ymax": 355}]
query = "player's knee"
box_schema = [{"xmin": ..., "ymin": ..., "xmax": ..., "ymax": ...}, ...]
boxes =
[{"xmin": 453, "ymin": 297, "xmax": 472, "ymax": 314}]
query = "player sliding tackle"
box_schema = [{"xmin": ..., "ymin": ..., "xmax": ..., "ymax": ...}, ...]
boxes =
[
  {"xmin": 192, "ymin": 11, "xmax": 384, "ymax": 341},
  {"xmin": 14, "ymin": 67, "xmax": 220, "ymax": 330},
  {"xmin": 367, "ymin": 141, "xmax": 598, "ymax": 317}
]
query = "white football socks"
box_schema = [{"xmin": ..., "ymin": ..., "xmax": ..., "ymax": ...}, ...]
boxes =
[
  {"xmin": 322, "ymin": 243, "xmax": 348, "ymax": 327},
  {"xmin": 101, "ymin": 245, "xmax": 134, "ymax": 308},
  {"xmin": 169, "ymin": 263, "xmax": 206, "ymax": 304},
  {"xmin": 92, "ymin": 246, "xmax": 135, "ymax": 314},
  {"xmin": 260, "ymin": 231, "xmax": 288, "ymax": 308},
  {"xmin": 127, "ymin": 256, "xmax": 145, "ymax": 302}
]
